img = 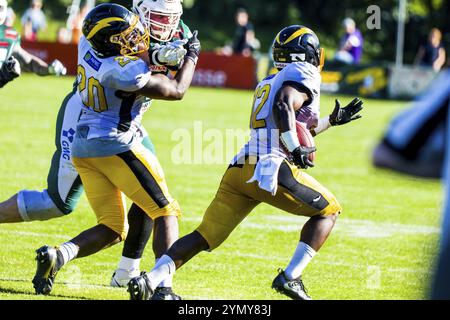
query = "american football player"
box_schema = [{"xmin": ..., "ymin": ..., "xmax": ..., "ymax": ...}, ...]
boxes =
[
  {"xmin": 31, "ymin": 3, "xmax": 200, "ymax": 297},
  {"xmin": 0, "ymin": 0, "xmax": 191, "ymax": 300},
  {"xmin": 0, "ymin": 0, "xmax": 66, "ymax": 88},
  {"xmin": 109, "ymin": 0, "xmax": 193, "ymax": 299},
  {"xmin": 127, "ymin": 25, "xmax": 363, "ymax": 300}
]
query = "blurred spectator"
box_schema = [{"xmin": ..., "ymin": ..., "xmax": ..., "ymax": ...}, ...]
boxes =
[
  {"xmin": 334, "ymin": 18, "xmax": 364, "ymax": 64},
  {"xmin": 69, "ymin": 4, "xmax": 89, "ymax": 44},
  {"xmin": 232, "ymin": 8, "xmax": 259, "ymax": 57},
  {"xmin": 218, "ymin": 8, "xmax": 260, "ymax": 57},
  {"xmin": 57, "ymin": 27, "xmax": 71, "ymax": 44},
  {"xmin": 415, "ymin": 28, "xmax": 446, "ymax": 72},
  {"xmin": 21, "ymin": 0, "xmax": 47, "ymax": 41},
  {"xmin": 5, "ymin": 7, "xmax": 15, "ymax": 27}
]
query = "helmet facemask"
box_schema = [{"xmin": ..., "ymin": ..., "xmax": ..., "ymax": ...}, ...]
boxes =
[
  {"xmin": 149, "ymin": 10, "xmax": 181, "ymax": 42},
  {"xmin": 133, "ymin": 0, "xmax": 182, "ymax": 42},
  {"xmin": 110, "ymin": 15, "xmax": 150, "ymax": 57}
]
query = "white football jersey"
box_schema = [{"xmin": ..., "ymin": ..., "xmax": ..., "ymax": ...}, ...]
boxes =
[
  {"xmin": 233, "ymin": 61, "xmax": 321, "ymax": 162},
  {"xmin": 72, "ymin": 37, "xmax": 153, "ymax": 158}
]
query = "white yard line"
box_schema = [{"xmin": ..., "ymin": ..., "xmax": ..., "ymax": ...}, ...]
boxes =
[
  {"xmin": 0, "ymin": 229, "xmax": 68, "ymax": 240},
  {"xmin": 182, "ymin": 214, "xmax": 440, "ymax": 239}
]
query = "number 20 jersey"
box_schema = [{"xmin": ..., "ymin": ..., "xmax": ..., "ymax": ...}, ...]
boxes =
[
  {"xmin": 234, "ymin": 61, "xmax": 321, "ymax": 162},
  {"xmin": 72, "ymin": 36, "xmax": 152, "ymax": 158}
]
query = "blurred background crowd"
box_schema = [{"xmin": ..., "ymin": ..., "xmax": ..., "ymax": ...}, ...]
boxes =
[{"xmin": 3, "ymin": 0, "xmax": 449, "ymax": 71}]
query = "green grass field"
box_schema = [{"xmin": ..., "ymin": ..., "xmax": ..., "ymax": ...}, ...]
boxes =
[{"xmin": 0, "ymin": 74, "xmax": 443, "ymax": 300}]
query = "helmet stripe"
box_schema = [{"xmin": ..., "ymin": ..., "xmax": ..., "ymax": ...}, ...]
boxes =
[
  {"xmin": 283, "ymin": 27, "xmax": 313, "ymax": 45},
  {"xmin": 87, "ymin": 17, "xmax": 126, "ymax": 40}
]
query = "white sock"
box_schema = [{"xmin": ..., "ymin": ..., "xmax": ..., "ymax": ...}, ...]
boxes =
[
  {"xmin": 284, "ymin": 242, "xmax": 316, "ymax": 280},
  {"xmin": 118, "ymin": 256, "xmax": 141, "ymax": 271},
  {"xmin": 58, "ymin": 242, "xmax": 79, "ymax": 266},
  {"xmin": 155, "ymin": 258, "xmax": 173, "ymax": 288},
  {"xmin": 147, "ymin": 254, "xmax": 176, "ymax": 291}
]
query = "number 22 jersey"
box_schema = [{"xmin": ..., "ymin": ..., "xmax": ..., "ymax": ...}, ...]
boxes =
[{"xmin": 233, "ymin": 61, "xmax": 322, "ymax": 163}]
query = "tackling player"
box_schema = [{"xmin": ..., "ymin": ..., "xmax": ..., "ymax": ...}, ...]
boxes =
[
  {"xmin": 31, "ymin": 3, "xmax": 200, "ymax": 297},
  {"xmin": 128, "ymin": 25, "xmax": 363, "ymax": 300},
  {"xmin": 0, "ymin": 0, "xmax": 191, "ymax": 300},
  {"xmin": 0, "ymin": 0, "xmax": 66, "ymax": 88}
]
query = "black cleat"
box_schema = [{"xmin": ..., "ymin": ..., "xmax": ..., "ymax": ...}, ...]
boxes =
[
  {"xmin": 151, "ymin": 287, "xmax": 182, "ymax": 300},
  {"xmin": 128, "ymin": 272, "xmax": 154, "ymax": 300},
  {"xmin": 272, "ymin": 269, "xmax": 312, "ymax": 300},
  {"xmin": 32, "ymin": 245, "xmax": 59, "ymax": 295}
]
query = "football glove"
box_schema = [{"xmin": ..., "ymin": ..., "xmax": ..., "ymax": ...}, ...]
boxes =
[
  {"xmin": 0, "ymin": 56, "xmax": 21, "ymax": 88},
  {"xmin": 291, "ymin": 146, "xmax": 316, "ymax": 169},
  {"xmin": 329, "ymin": 98, "xmax": 363, "ymax": 126},
  {"xmin": 184, "ymin": 30, "xmax": 201, "ymax": 63},
  {"xmin": 48, "ymin": 59, "xmax": 67, "ymax": 77},
  {"xmin": 154, "ymin": 40, "xmax": 188, "ymax": 67}
]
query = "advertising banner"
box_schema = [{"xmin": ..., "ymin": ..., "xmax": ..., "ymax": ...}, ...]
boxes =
[{"xmin": 21, "ymin": 41, "xmax": 258, "ymax": 90}]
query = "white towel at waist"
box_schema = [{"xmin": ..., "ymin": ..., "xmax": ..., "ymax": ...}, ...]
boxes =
[{"xmin": 247, "ymin": 154, "xmax": 285, "ymax": 195}]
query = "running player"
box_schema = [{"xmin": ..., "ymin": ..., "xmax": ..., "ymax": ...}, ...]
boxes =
[{"xmin": 127, "ymin": 25, "xmax": 363, "ymax": 300}]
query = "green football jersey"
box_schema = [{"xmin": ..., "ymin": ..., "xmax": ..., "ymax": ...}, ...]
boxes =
[
  {"xmin": 149, "ymin": 20, "xmax": 192, "ymax": 75},
  {"xmin": 0, "ymin": 25, "xmax": 20, "ymax": 68}
]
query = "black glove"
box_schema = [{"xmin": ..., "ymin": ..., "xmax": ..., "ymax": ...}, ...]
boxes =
[
  {"xmin": 184, "ymin": 30, "xmax": 201, "ymax": 62},
  {"xmin": 0, "ymin": 57, "xmax": 21, "ymax": 88},
  {"xmin": 291, "ymin": 146, "xmax": 316, "ymax": 169},
  {"xmin": 329, "ymin": 98, "xmax": 363, "ymax": 126}
]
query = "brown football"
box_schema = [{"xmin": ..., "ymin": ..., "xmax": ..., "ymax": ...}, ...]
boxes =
[
  {"xmin": 296, "ymin": 121, "xmax": 316, "ymax": 162},
  {"xmin": 281, "ymin": 121, "xmax": 316, "ymax": 162}
]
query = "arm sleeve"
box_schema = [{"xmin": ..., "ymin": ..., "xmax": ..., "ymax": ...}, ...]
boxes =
[
  {"xmin": 12, "ymin": 45, "xmax": 50, "ymax": 76},
  {"xmin": 102, "ymin": 59, "xmax": 151, "ymax": 92}
]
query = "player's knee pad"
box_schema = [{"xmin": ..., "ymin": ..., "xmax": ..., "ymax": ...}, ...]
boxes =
[
  {"xmin": 317, "ymin": 196, "xmax": 342, "ymax": 217},
  {"xmin": 17, "ymin": 190, "xmax": 65, "ymax": 222}
]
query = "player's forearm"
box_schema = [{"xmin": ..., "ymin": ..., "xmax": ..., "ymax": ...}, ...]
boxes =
[
  {"xmin": 311, "ymin": 117, "xmax": 332, "ymax": 137},
  {"xmin": 13, "ymin": 47, "xmax": 50, "ymax": 76},
  {"xmin": 137, "ymin": 58, "xmax": 196, "ymax": 101},
  {"xmin": 170, "ymin": 57, "xmax": 197, "ymax": 99}
]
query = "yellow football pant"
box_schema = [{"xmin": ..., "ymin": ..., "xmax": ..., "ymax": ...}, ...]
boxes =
[
  {"xmin": 197, "ymin": 157, "xmax": 342, "ymax": 250},
  {"xmin": 72, "ymin": 145, "xmax": 180, "ymax": 240}
]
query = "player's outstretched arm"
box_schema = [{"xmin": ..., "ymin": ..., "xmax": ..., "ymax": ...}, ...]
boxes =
[
  {"xmin": 274, "ymin": 85, "xmax": 316, "ymax": 169},
  {"xmin": 311, "ymin": 97, "xmax": 363, "ymax": 137},
  {"xmin": 135, "ymin": 31, "xmax": 201, "ymax": 101},
  {"xmin": 12, "ymin": 45, "xmax": 66, "ymax": 77}
]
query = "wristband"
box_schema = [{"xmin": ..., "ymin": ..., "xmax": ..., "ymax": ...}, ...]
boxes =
[
  {"xmin": 281, "ymin": 130, "xmax": 301, "ymax": 152},
  {"xmin": 313, "ymin": 116, "xmax": 332, "ymax": 135}
]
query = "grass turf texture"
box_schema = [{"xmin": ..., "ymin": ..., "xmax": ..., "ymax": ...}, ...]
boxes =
[{"xmin": 0, "ymin": 74, "xmax": 442, "ymax": 300}]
